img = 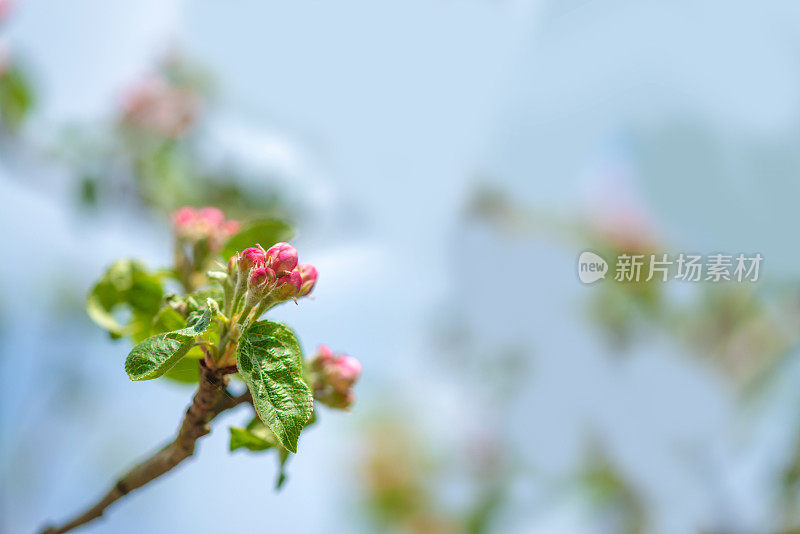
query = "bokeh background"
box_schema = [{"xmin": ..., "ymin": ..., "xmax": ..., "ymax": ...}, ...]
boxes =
[{"xmin": 3, "ymin": 1, "xmax": 800, "ymax": 532}]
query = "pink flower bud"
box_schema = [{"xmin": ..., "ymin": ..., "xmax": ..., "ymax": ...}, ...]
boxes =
[
  {"xmin": 310, "ymin": 345, "xmax": 334, "ymax": 372},
  {"xmin": 248, "ymin": 267, "xmax": 275, "ymax": 292},
  {"xmin": 327, "ymin": 355, "xmax": 362, "ymax": 390},
  {"xmin": 238, "ymin": 247, "xmax": 266, "ymax": 274},
  {"xmin": 297, "ymin": 263, "xmax": 318, "ymax": 297},
  {"xmin": 317, "ymin": 345, "xmax": 334, "ymax": 363},
  {"xmin": 310, "ymin": 346, "xmax": 361, "ymax": 409},
  {"xmin": 274, "ymin": 269, "xmax": 302, "ymax": 299},
  {"xmin": 265, "ymin": 242, "xmax": 299, "ymax": 274},
  {"xmin": 341, "ymin": 390, "xmax": 356, "ymax": 409}
]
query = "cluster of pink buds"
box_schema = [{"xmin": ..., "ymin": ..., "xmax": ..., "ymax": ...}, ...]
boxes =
[
  {"xmin": 121, "ymin": 75, "xmax": 202, "ymax": 138},
  {"xmin": 309, "ymin": 345, "xmax": 361, "ymax": 409},
  {"xmin": 230, "ymin": 242, "xmax": 318, "ymax": 310},
  {"xmin": 173, "ymin": 206, "xmax": 240, "ymax": 251}
]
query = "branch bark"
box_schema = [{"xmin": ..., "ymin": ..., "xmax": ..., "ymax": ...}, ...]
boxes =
[{"xmin": 41, "ymin": 363, "xmax": 250, "ymax": 534}]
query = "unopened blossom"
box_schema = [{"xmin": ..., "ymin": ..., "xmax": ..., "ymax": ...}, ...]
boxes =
[
  {"xmin": 249, "ymin": 267, "xmax": 275, "ymax": 290},
  {"xmin": 297, "ymin": 263, "xmax": 318, "ymax": 297},
  {"xmin": 310, "ymin": 345, "xmax": 361, "ymax": 410},
  {"xmin": 238, "ymin": 247, "xmax": 266, "ymax": 275},
  {"xmin": 234, "ymin": 242, "xmax": 317, "ymax": 310},
  {"xmin": 314, "ymin": 345, "xmax": 334, "ymax": 364},
  {"xmin": 274, "ymin": 270, "xmax": 302, "ymax": 300},
  {"xmin": 326, "ymin": 355, "xmax": 361, "ymax": 390},
  {"xmin": 246, "ymin": 267, "xmax": 276, "ymax": 304},
  {"xmin": 265, "ymin": 242, "xmax": 298, "ymax": 274}
]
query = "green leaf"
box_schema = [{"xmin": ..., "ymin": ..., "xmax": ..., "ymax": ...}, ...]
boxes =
[
  {"xmin": 162, "ymin": 356, "xmax": 201, "ymax": 384},
  {"xmin": 150, "ymin": 306, "xmax": 187, "ymax": 334},
  {"xmin": 276, "ymin": 447, "xmax": 290, "ymax": 490},
  {"xmin": 229, "ymin": 427, "xmax": 273, "ymax": 452},
  {"xmin": 221, "ymin": 219, "xmax": 294, "ymax": 261},
  {"xmin": 148, "ymin": 304, "xmax": 211, "ymax": 362},
  {"xmin": 125, "ymin": 299, "xmax": 216, "ymax": 381},
  {"xmin": 236, "ymin": 321, "xmax": 313, "ymax": 453},
  {"xmin": 229, "ymin": 418, "xmax": 298, "ymax": 490},
  {"xmin": 229, "ymin": 412, "xmax": 316, "ymax": 453},
  {"xmin": 229, "ymin": 418, "xmax": 279, "ymax": 452},
  {"xmin": 86, "ymin": 260, "xmax": 163, "ymax": 340}
]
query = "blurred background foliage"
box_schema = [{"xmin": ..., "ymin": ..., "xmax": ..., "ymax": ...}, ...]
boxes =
[{"xmin": 52, "ymin": 54, "xmax": 294, "ymax": 220}]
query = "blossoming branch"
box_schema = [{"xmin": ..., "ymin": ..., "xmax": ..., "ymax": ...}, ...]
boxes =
[{"xmin": 41, "ymin": 207, "xmax": 361, "ymax": 534}]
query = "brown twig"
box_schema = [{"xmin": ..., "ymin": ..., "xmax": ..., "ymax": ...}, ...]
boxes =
[{"xmin": 40, "ymin": 363, "xmax": 250, "ymax": 534}]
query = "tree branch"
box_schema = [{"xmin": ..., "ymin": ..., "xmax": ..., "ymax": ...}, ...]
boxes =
[
  {"xmin": 41, "ymin": 363, "xmax": 249, "ymax": 534},
  {"xmin": 216, "ymin": 389, "xmax": 252, "ymax": 413}
]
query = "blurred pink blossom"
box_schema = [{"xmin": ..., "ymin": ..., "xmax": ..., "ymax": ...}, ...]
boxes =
[
  {"xmin": 310, "ymin": 346, "xmax": 362, "ymax": 410},
  {"xmin": 0, "ymin": 0, "xmax": 14, "ymax": 23},
  {"xmin": 122, "ymin": 76, "xmax": 202, "ymax": 139},
  {"xmin": 172, "ymin": 206, "xmax": 240, "ymax": 251}
]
